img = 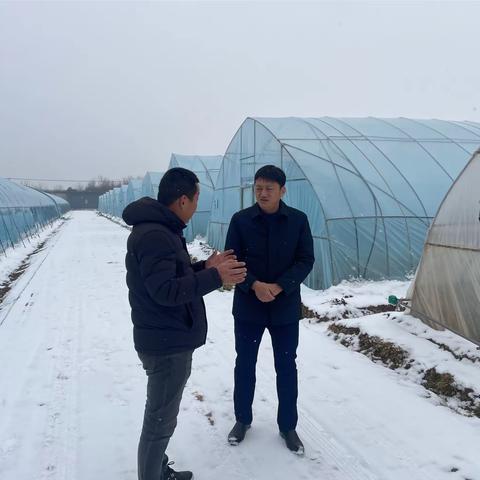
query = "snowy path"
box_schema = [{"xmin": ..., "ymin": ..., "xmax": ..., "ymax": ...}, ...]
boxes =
[{"xmin": 0, "ymin": 211, "xmax": 478, "ymax": 480}]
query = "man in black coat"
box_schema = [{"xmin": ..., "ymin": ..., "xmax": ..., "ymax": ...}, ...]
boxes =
[
  {"xmin": 225, "ymin": 165, "xmax": 314, "ymax": 455},
  {"xmin": 123, "ymin": 167, "xmax": 246, "ymax": 480}
]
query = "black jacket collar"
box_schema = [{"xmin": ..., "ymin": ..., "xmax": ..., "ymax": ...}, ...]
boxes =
[{"xmin": 250, "ymin": 200, "xmax": 289, "ymax": 219}]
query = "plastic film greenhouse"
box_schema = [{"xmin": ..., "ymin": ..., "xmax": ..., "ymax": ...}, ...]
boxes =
[
  {"xmin": 0, "ymin": 178, "xmax": 70, "ymax": 254},
  {"xmin": 127, "ymin": 179, "xmax": 143, "ymax": 205},
  {"xmin": 207, "ymin": 117, "xmax": 480, "ymax": 290},
  {"xmin": 409, "ymin": 149, "xmax": 480, "ymax": 346},
  {"xmin": 169, "ymin": 153, "xmax": 222, "ymax": 241},
  {"xmin": 142, "ymin": 172, "xmax": 164, "ymax": 199}
]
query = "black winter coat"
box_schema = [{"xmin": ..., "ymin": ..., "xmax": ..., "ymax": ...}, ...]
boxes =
[
  {"xmin": 123, "ymin": 197, "xmax": 222, "ymax": 355},
  {"xmin": 225, "ymin": 201, "xmax": 315, "ymax": 325}
]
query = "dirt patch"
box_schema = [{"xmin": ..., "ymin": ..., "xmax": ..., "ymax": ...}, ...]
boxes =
[
  {"xmin": 327, "ymin": 322, "xmax": 480, "ymax": 418},
  {"xmin": 0, "ymin": 240, "xmax": 48, "ymax": 306},
  {"xmin": 328, "ymin": 324, "xmax": 408, "ymax": 369},
  {"xmin": 328, "ymin": 323, "xmax": 361, "ymax": 336},
  {"xmin": 0, "ymin": 219, "xmax": 66, "ymax": 310},
  {"xmin": 426, "ymin": 338, "xmax": 480, "ymax": 364},
  {"xmin": 361, "ymin": 304, "xmax": 397, "ymax": 314},
  {"xmin": 302, "ymin": 296, "xmax": 399, "ymax": 323},
  {"xmin": 422, "ymin": 368, "xmax": 480, "ymax": 418},
  {"xmin": 327, "ymin": 323, "xmax": 361, "ymax": 348},
  {"xmin": 205, "ymin": 411, "xmax": 215, "ymax": 426},
  {"xmin": 358, "ymin": 333, "xmax": 409, "ymax": 370},
  {"xmin": 302, "ymin": 302, "xmax": 355, "ymax": 322},
  {"xmin": 193, "ymin": 391, "xmax": 204, "ymax": 402}
]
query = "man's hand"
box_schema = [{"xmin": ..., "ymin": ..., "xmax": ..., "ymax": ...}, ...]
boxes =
[
  {"xmin": 216, "ymin": 259, "xmax": 247, "ymax": 285},
  {"xmin": 251, "ymin": 281, "xmax": 274, "ymax": 302},
  {"xmin": 268, "ymin": 283, "xmax": 283, "ymax": 297},
  {"xmin": 252, "ymin": 282, "xmax": 283, "ymax": 302},
  {"xmin": 205, "ymin": 249, "xmax": 236, "ymax": 269}
]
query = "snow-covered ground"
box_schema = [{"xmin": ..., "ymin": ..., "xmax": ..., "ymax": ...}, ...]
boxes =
[{"xmin": 0, "ymin": 211, "xmax": 479, "ymax": 480}]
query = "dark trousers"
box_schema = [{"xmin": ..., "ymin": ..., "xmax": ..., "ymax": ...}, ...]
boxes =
[
  {"xmin": 233, "ymin": 319, "xmax": 299, "ymax": 432},
  {"xmin": 137, "ymin": 350, "xmax": 193, "ymax": 480}
]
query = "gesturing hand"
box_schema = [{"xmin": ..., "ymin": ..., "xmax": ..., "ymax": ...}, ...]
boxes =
[
  {"xmin": 216, "ymin": 259, "xmax": 247, "ymax": 285},
  {"xmin": 205, "ymin": 249, "xmax": 236, "ymax": 269}
]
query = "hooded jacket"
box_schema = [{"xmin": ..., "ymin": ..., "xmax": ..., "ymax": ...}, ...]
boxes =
[{"xmin": 123, "ymin": 197, "xmax": 222, "ymax": 355}]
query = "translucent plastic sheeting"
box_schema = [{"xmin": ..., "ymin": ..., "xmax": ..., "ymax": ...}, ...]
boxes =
[
  {"xmin": 208, "ymin": 117, "xmax": 480, "ymax": 290},
  {"xmin": 126, "ymin": 179, "xmax": 143, "ymax": 205},
  {"xmin": 0, "ymin": 178, "xmax": 70, "ymax": 253},
  {"xmin": 410, "ymin": 150, "xmax": 480, "ymax": 345},
  {"xmin": 169, "ymin": 153, "xmax": 223, "ymax": 242},
  {"xmin": 142, "ymin": 172, "xmax": 165, "ymax": 199}
]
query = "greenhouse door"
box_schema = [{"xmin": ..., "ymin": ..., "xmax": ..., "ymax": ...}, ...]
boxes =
[{"xmin": 241, "ymin": 186, "xmax": 253, "ymax": 209}]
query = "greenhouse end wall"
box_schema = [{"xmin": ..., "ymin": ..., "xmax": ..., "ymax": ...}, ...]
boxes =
[{"xmin": 410, "ymin": 149, "xmax": 480, "ymax": 346}]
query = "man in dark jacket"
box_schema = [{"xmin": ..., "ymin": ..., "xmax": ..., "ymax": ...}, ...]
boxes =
[
  {"xmin": 123, "ymin": 167, "xmax": 246, "ymax": 480},
  {"xmin": 225, "ymin": 165, "xmax": 314, "ymax": 455}
]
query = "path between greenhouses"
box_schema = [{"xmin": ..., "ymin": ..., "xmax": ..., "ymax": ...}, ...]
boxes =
[{"xmin": 0, "ymin": 210, "xmax": 478, "ymax": 480}]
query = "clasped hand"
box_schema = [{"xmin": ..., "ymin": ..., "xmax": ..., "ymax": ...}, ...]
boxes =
[{"xmin": 252, "ymin": 281, "xmax": 283, "ymax": 303}]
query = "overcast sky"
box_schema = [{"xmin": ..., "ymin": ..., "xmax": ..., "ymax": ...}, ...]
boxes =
[{"xmin": 1, "ymin": 0, "xmax": 479, "ymax": 186}]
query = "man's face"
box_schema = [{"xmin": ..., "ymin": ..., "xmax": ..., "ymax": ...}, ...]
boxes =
[
  {"xmin": 254, "ymin": 178, "xmax": 285, "ymax": 212},
  {"xmin": 181, "ymin": 184, "xmax": 200, "ymax": 223}
]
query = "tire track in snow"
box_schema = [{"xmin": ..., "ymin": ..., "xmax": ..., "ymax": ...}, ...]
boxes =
[
  {"xmin": 0, "ymin": 220, "xmax": 67, "ymax": 328},
  {"xmin": 299, "ymin": 322, "xmax": 442, "ymax": 480},
  {"xmin": 0, "ymin": 219, "xmax": 73, "ymax": 480}
]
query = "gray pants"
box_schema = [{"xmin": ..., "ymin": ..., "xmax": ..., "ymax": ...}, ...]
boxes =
[{"xmin": 137, "ymin": 350, "xmax": 193, "ymax": 480}]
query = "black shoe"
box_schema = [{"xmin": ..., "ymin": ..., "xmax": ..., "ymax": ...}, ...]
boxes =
[
  {"xmin": 164, "ymin": 461, "xmax": 194, "ymax": 480},
  {"xmin": 228, "ymin": 421, "xmax": 250, "ymax": 445},
  {"xmin": 280, "ymin": 429, "xmax": 305, "ymax": 455}
]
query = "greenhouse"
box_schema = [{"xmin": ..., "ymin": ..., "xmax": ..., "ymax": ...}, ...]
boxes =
[
  {"xmin": 208, "ymin": 117, "xmax": 480, "ymax": 289},
  {"xmin": 102, "ymin": 190, "xmax": 114, "ymax": 216},
  {"xmin": 142, "ymin": 171, "xmax": 164, "ymax": 199},
  {"xmin": 98, "ymin": 191, "xmax": 108, "ymax": 216},
  {"xmin": 120, "ymin": 185, "xmax": 128, "ymax": 216},
  {"xmin": 0, "ymin": 178, "xmax": 70, "ymax": 254},
  {"xmin": 409, "ymin": 149, "xmax": 480, "ymax": 346},
  {"xmin": 168, "ymin": 153, "xmax": 222, "ymax": 241},
  {"xmin": 111, "ymin": 186, "xmax": 128, "ymax": 218},
  {"xmin": 126, "ymin": 179, "xmax": 143, "ymax": 205},
  {"xmin": 110, "ymin": 187, "xmax": 122, "ymax": 217},
  {"xmin": 43, "ymin": 192, "xmax": 70, "ymax": 216}
]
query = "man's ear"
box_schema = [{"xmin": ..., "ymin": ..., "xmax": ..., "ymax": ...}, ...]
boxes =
[{"xmin": 281, "ymin": 186, "xmax": 286, "ymax": 197}]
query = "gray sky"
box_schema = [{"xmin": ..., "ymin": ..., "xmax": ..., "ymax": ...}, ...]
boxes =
[{"xmin": 1, "ymin": 0, "xmax": 479, "ymax": 187}]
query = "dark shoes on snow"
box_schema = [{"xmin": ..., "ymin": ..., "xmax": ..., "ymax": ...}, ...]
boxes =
[
  {"xmin": 228, "ymin": 422, "xmax": 304, "ymax": 456},
  {"xmin": 164, "ymin": 461, "xmax": 194, "ymax": 480},
  {"xmin": 228, "ymin": 421, "xmax": 251, "ymax": 445},
  {"xmin": 280, "ymin": 429, "xmax": 305, "ymax": 455}
]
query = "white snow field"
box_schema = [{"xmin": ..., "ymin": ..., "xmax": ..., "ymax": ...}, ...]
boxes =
[{"xmin": 0, "ymin": 211, "xmax": 479, "ymax": 480}]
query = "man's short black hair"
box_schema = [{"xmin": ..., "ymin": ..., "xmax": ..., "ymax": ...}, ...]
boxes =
[
  {"xmin": 254, "ymin": 165, "xmax": 286, "ymax": 187},
  {"xmin": 157, "ymin": 167, "xmax": 199, "ymax": 206}
]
